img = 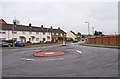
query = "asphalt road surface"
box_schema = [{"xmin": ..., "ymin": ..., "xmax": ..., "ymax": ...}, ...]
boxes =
[{"xmin": 2, "ymin": 43, "xmax": 118, "ymax": 77}]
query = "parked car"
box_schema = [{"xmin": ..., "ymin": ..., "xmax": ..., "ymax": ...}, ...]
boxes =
[
  {"xmin": 0, "ymin": 42, "xmax": 13, "ymax": 47},
  {"xmin": 73, "ymin": 40, "xmax": 78, "ymax": 43},
  {"xmin": 15, "ymin": 41, "xmax": 25, "ymax": 47}
]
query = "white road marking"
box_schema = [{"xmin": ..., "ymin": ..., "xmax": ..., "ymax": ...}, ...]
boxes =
[
  {"xmin": 34, "ymin": 50, "xmax": 41, "ymax": 52},
  {"xmin": 21, "ymin": 58, "xmax": 34, "ymax": 61},
  {"xmin": 25, "ymin": 59, "xmax": 34, "ymax": 61},
  {"xmin": 21, "ymin": 52, "xmax": 26, "ymax": 54},
  {"xmin": 45, "ymin": 52, "xmax": 55, "ymax": 54},
  {"xmin": 46, "ymin": 58, "xmax": 64, "ymax": 61},
  {"xmin": 76, "ymin": 50, "xmax": 82, "ymax": 54}
]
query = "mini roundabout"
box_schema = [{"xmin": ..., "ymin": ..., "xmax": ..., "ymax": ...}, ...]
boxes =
[{"xmin": 33, "ymin": 51, "xmax": 65, "ymax": 57}]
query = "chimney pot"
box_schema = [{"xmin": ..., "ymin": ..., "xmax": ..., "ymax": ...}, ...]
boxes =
[
  {"xmin": 29, "ymin": 23, "xmax": 31, "ymax": 26},
  {"xmin": 41, "ymin": 25, "xmax": 43, "ymax": 28},
  {"xmin": 51, "ymin": 26, "xmax": 52, "ymax": 29},
  {"xmin": 58, "ymin": 27, "xmax": 60, "ymax": 29}
]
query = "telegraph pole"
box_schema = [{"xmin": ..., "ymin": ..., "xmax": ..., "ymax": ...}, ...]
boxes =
[
  {"xmin": 92, "ymin": 27, "xmax": 94, "ymax": 35},
  {"xmin": 85, "ymin": 22, "xmax": 90, "ymax": 35}
]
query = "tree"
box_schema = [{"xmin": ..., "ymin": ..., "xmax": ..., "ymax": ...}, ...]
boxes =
[
  {"xmin": 77, "ymin": 32, "xmax": 81, "ymax": 36},
  {"xmin": 58, "ymin": 36, "xmax": 63, "ymax": 40},
  {"xmin": 94, "ymin": 30, "xmax": 104, "ymax": 36}
]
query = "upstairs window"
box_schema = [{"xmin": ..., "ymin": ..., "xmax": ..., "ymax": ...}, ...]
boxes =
[
  {"xmin": 43, "ymin": 32, "xmax": 45, "ymax": 35},
  {"xmin": 36, "ymin": 32, "xmax": 39, "ymax": 35},
  {"xmin": 22, "ymin": 31, "xmax": 26, "ymax": 34},
  {"xmin": 29, "ymin": 32, "xmax": 32, "ymax": 34},
  {"xmin": 12, "ymin": 31, "xmax": 17, "ymax": 34}
]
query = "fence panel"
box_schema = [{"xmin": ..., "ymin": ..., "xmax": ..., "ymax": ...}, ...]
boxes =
[{"xmin": 95, "ymin": 37, "xmax": 102, "ymax": 44}]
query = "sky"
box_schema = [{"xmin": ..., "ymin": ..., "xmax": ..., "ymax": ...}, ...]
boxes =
[{"xmin": 0, "ymin": 0, "xmax": 119, "ymax": 35}]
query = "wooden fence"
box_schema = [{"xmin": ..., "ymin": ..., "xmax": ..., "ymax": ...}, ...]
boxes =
[{"xmin": 88, "ymin": 35, "xmax": 120, "ymax": 45}]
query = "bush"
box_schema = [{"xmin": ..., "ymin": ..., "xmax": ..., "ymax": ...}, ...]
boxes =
[
  {"xmin": 26, "ymin": 41, "xmax": 32, "ymax": 43},
  {"xmin": 2, "ymin": 40, "xmax": 16, "ymax": 43}
]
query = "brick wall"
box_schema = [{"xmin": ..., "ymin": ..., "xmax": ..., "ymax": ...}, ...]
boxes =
[{"xmin": 88, "ymin": 35, "xmax": 120, "ymax": 45}]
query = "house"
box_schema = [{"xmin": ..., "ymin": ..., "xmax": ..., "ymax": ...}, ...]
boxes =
[
  {"xmin": 66, "ymin": 31, "xmax": 77, "ymax": 41},
  {"xmin": 0, "ymin": 19, "xmax": 66, "ymax": 43}
]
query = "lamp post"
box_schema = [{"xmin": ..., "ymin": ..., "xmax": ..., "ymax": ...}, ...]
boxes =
[
  {"xmin": 85, "ymin": 22, "xmax": 90, "ymax": 35},
  {"xmin": 12, "ymin": 20, "xmax": 16, "ymax": 47},
  {"xmin": 92, "ymin": 27, "xmax": 94, "ymax": 35}
]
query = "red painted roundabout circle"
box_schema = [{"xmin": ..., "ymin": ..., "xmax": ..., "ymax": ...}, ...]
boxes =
[{"xmin": 33, "ymin": 51, "xmax": 65, "ymax": 57}]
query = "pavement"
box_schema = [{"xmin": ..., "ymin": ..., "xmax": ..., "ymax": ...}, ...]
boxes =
[
  {"xmin": 79, "ymin": 43, "xmax": 119, "ymax": 49},
  {"xmin": 2, "ymin": 43, "xmax": 118, "ymax": 77}
]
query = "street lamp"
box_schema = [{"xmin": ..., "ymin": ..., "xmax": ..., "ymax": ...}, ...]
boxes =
[
  {"xmin": 92, "ymin": 27, "xmax": 94, "ymax": 35},
  {"xmin": 12, "ymin": 20, "xmax": 16, "ymax": 47},
  {"xmin": 85, "ymin": 22, "xmax": 90, "ymax": 35}
]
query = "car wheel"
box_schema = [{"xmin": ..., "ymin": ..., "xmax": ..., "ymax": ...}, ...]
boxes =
[{"xmin": 8, "ymin": 44, "xmax": 11, "ymax": 47}]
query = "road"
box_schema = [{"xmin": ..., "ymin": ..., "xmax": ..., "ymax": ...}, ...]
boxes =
[{"xmin": 2, "ymin": 43, "xmax": 118, "ymax": 77}]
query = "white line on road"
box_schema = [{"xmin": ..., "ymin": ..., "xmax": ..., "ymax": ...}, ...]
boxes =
[
  {"xmin": 76, "ymin": 50, "xmax": 82, "ymax": 54},
  {"xmin": 21, "ymin": 52, "xmax": 26, "ymax": 54},
  {"xmin": 25, "ymin": 59, "xmax": 34, "ymax": 61},
  {"xmin": 21, "ymin": 58, "xmax": 34, "ymax": 61},
  {"xmin": 46, "ymin": 58, "xmax": 64, "ymax": 61}
]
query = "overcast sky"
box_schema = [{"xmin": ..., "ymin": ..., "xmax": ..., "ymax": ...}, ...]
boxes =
[{"xmin": 0, "ymin": 0, "xmax": 118, "ymax": 34}]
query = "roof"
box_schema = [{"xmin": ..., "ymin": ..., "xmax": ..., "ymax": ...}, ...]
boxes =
[
  {"xmin": 0, "ymin": 19, "xmax": 7, "ymax": 24},
  {"xmin": 1, "ymin": 24, "xmax": 66, "ymax": 34},
  {"xmin": 70, "ymin": 31, "xmax": 76, "ymax": 35}
]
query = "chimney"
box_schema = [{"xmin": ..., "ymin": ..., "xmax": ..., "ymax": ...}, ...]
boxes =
[
  {"xmin": 41, "ymin": 25, "xmax": 43, "ymax": 28},
  {"xmin": 58, "ymin": 27, "xmax": 60, "ymax": 30},
  {"xmin": 50, "ymin": 26, "xmax": 52, "ymax": 29},
  {"xmin": 13, "ymin": 20, "xmax": 16, "ymax": 27},
  {"xmin": 13, "ymin": 21, "xmax": 16, "ymax": 26},
  {"xmin": 29, "ymin": 23, "xmax": 31, "ymax": 26}
]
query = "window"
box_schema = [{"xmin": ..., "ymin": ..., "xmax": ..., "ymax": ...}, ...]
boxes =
[
  {"xmin": 0, "ymin": 30, "xmax": 2, "ymax": 34},
  {"xmin": 48, "ymin": 32, "xmax": 50, "ymax": 35},
  {"xmin": 0, "ymin": 38, "xmax": 6, "ymax": 41},
  {"xmin": 36, "ymin": 32, "xmax": 39, "ymax": 35},
  {"xmin": 12, "ymin": 31, "xmax": 17, "ymax": 34},
  {"xmin": 12, "ymin": 38, "xmax": 17, "ymax": 41},
  {"xmin": 61, "ymin": 33, "xmax": 63, "ymax": 36},
  {"xmin": 43, "ymin": 32, "xmax": 45, "ymax": 35},
  {"xmin": 47, "ymin": 36, "xmax": 50, "ymax": 40},
  {"xmin": 52, "ymin": 33, "xmax": 54, "ymax": 35},
  {"xmin": 56, "ymin": 33, "xmax": 59, "ymax": 35},
  {"xmin": 29, "ymin": 32, "xmax": 32, "ymax": 34},
  {"xmin": 22, "ymin": 31, "xmax": 26, "ymax": 34},
  {"xmin": 36, "ymin": 38, "xmax": 39, "ymax": 41},
  {"xmin": 0, "ymin": 30, "xmax": 6, "ymax": 34}
]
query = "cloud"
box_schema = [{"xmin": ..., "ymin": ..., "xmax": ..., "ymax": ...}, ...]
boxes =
[{"xmin": 1, "ymin": 2, "xmax": 118, "ymax": 34}]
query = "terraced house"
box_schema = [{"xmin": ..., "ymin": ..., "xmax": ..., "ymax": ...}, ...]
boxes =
[{"xmin": 0, "ymin": 19, "xmax": 66, "ymax": 43}]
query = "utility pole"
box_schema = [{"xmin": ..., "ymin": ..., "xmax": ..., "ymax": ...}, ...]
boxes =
[
  {"xmin": 12, "ymin": 20, "xmax": 16, "ymax": 47},
  {"xmin": 92, "ymin": 27, "xmax": 94, "ymax": 35},
  {"xmin": 85, "ymin": 22, "xmax": 90, "ymax": 35}
]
